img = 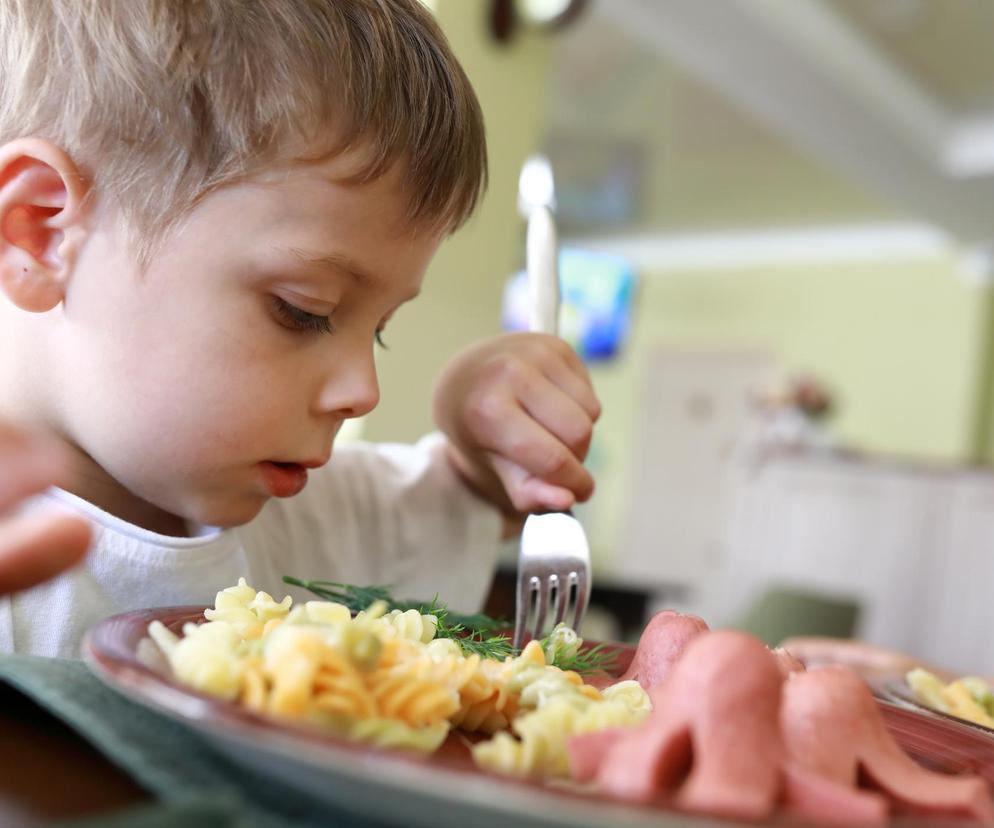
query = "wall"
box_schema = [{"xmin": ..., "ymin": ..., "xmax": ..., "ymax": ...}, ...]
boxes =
[
  {"xmin": 584, "ymin": 257, "xmax": 991, "ymax": 571},
  {"xmin": 356, "ymin": 3, "xmax": 994, "ymax": 589},
  {"xmin": 362, "ymin": 1, "xmax": 553, "ymax": 444}
]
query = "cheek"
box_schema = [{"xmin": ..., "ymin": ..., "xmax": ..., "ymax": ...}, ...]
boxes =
[{"xmin": 65, "ymin": 309, "xmax": 302, "ymax": 476}]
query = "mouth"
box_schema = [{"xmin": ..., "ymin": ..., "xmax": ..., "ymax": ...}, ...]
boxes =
[{"xmin": 258, "ymin": 460, "xmax": 309, "ymax": 498}]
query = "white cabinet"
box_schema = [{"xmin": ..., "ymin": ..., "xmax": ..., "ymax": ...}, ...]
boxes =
[
  {"xmin": 617, "ymin": 349, "xmax": 775, "ymax": 586},
  {"xmin": 719, "ymin": 454, "xmax": 994, "ymax": 675}
]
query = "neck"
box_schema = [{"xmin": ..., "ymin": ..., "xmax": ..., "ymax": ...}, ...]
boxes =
[
  {"xmin": 0, "ymin": 303, "xmax": 192, "ymax": 538},
  {"xmin": 64, "ymin": 446, "xmax": 191, "ymax": 536},
  {"xmin": 0, "ymin": 302, "xmax": 51, "ymax": 425}
]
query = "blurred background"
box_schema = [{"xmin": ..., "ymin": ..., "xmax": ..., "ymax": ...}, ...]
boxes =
[{"xmin": 358, "ymin": 0, "xmax": 994, "ymax": 673}]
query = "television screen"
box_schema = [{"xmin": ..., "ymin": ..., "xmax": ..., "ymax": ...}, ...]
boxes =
[{"xmin": 501, "ymin": 247, "xmax": 637, "ymax": 362}]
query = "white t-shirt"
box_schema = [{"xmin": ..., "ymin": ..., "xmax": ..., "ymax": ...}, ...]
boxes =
[{"xmin": 0, "ymin": 434, "xmax": 503, "ymax": 659}]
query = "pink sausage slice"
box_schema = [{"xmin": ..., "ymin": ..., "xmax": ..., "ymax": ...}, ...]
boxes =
[
  {"xmin": 781, "ymin": 665, "xmax": 994, "ymax": 824},
  {"xmin": 782, "ymin": 764, "xmax": 889, "ymax": 826},
  {"xmin": 615, "ymin": 610, "xmax": 709, "ymax": 692},
  {"xmin": 771, "ymin": 646, "xmax": 805, "ymax": 678},
  {"xmin": 570, "ymin": 611, "xmax": 710, "ymax": 780},
  {"xmin": 595, "ymin": 630, "xmax": 783, "ymax": 821},
  {"xmin": 568, "ymin": 728, "xmax": 627, "ymax": 783}
]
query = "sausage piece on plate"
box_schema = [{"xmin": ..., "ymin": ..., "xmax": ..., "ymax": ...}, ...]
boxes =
[
  {"xmin": 588, "ymin": 630, "xmax": 784, "ymax": 821},
  {"xmin": 781, "ymin": 665, "xmax": 994, "ymax": 825},
  {"xmin": 614, "ymin": 610, "xmax": 709, "ymax": 692}
]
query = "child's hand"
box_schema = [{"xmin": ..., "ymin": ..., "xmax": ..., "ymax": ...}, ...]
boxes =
[
  {"xmin": 433, "ymin": 333, "xmax": 600, "ymax": 519},
  {"xmin": 0, "ymin": 423, "xmax": 91, "ymax": 595}
]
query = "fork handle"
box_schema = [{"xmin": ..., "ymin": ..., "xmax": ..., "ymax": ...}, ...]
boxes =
[{"xmin": 526, "ymin": 205, "xmax": 559, "ymax": 337}]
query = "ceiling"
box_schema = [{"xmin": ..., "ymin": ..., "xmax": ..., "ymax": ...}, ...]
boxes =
[
  {"xmin": 827, "ymin": 0, "xmax": 994, "ymax": 116},
  {"xmin": 546, "ymin": 0, "xmax": 994, "ymax": 251}
]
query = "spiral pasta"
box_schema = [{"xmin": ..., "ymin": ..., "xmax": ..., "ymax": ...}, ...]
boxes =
[
  {"xmin": 204, "ymin": 577, "xmax": 293, "ymax": 639},
  {"xmin": 355, "ymin": 607, "xmax": 439, "ymax": 644},
  {"xmin": 149, "ymin": 577, "xmax": 649, "ymax": 767},
  {"xmin": 149, "ymin": 619, "xmax": 247, "ymax": 700},
  {"xmin": 472, "ymin": 683, "xmax": 651, "ymax": 777}
]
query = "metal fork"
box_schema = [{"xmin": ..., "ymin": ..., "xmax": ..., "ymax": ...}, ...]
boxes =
[
  {"xmin": 512, "ymin": 156, "xmax": 592, "ymax": 650},
  {"xmin": 513, "ymin": 512, "xmax": 591, "ymax": 649}
]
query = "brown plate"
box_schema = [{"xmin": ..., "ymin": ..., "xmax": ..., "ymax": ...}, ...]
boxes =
[
  {"xmin": 880, "ymin": 677, "xmax": 994, "ymax": 741},
  {"xmin": 84, "ymin": 608, "xmax": 994, "ymax": 828}
]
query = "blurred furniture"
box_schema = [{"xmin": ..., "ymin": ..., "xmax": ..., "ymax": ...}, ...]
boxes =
[
  {"xmin": 617, "ymin": 349, "xmax": 775, "ymax": 589},
  {"xmin": 716, "ymin": 450, "xmax": 994, "ymax": 675},
  {"xmin": 734, "ymin": 585, "xmax": 860, "ymax": 647}
]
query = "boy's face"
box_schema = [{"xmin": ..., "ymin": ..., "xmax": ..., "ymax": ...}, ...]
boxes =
[{"xmin": 52, "ymin": 152, "xmax": 440, "ymax": 533}]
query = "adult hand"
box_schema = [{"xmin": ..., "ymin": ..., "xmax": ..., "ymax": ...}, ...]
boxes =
[{"xmin": 0, "ymin": 423, "xmax": 90, "ymax": 595}]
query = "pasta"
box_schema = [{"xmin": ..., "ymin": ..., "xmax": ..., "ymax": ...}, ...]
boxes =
[
  {"xmin": 907, "ymin": 667, "xmax": 994, "ymax": 727},
  {"xmin": 472, "ymin": 658, "xmax": 651, "ymax": 778},
  {"xmin": 204, "ymin": 577, "xmax": 293, "ymax": 638},
  {"xmin": 149, "ymin": 577, "xmax": 651, "ymax": 772},
  {"xmin": 356, "ymin": 607, "xmax": 439, "ymax": 644}
]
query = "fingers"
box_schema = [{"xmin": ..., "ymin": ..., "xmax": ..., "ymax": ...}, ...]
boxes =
[
  {"xmin": 535, "ymin": 338, "xmax": 601, "ymax": 423},
  {"xmin": 435, "ymin": 332, "xmax": 603, "ymax": 514},
  {"xmin": 459, "ymin": 339, "xmax": 600, "ymax": 511},
  {"xmin": 0, "ymin": 510, "xmax": 91, "ymax": 595},
  {"xmin": 0, "ymin": 426, "xmax": 73, "ymax": 510},
  {"xmin": 517, "ymin": 370, "xmax": 595, "ymax": 462},
  {"xmin": 489, "ymin": 455, "xmax": 577, "ymax": 514},
  {"xmin": 482, "ymin": 405, "xmax": 594, "ymax": 512},
  {"xmin": 0, "ymin": 424, "xmax": 90, "ymax": 595}
]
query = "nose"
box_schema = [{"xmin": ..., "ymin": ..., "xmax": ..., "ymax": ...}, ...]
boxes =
[{"xmin": 312, "ymin": 343, "xmax": 381, "ymax": 419}]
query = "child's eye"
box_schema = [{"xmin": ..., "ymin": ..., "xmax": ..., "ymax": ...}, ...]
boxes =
[
  {"xmin": 375, "ymin": 329, "xmax": 388, "ymax": 349},
  {"xmin": 270, "ymin": 296, "xmax": 333, "ymax": 335}
]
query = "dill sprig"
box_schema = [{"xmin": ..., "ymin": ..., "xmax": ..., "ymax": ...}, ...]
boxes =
[
  {"xmin": 545, "ymin": 640, "xmax": 618, "ymax": 676},
  {"xmin": 282, "ymin": 576, "xmax": 513, "ymax": 659},
  {"xmin": 281, "ymin": 578, "xmax": 398, "ymax": 612},
  {"xmin": 282, "ymin": 576, "xmax": 614, "ymax": 672}
]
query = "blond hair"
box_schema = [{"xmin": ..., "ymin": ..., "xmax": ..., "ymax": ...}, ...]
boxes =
[{"xmin": 0, "ymin": 0, "xmax": 487, "ymax": 259}]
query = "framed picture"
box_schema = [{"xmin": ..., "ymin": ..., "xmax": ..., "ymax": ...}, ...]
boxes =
[
  {"xmin": 546, "ymin": 134, "xmax": 644, "ymax": 231},
  {"xmin": 501, "ymin": 246, "xmax": 637, "ymax": 362}
]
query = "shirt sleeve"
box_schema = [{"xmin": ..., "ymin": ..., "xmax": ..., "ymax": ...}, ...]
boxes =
[{"xmin": 251, "ymin": 433, "xmax": 504, "ymax": 614}]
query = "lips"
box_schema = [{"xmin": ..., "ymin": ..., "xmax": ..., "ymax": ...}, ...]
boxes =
[{"xmin": 259, "ymin": 461, "xmax": 309, "ymax": 497}]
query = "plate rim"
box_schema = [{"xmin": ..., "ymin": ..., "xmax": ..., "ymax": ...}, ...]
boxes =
[
  {"xmin": 880, "ymin": 676, "xmax": 994, "ymax": 738},
  {"xmin": 81, "ymin": 605, "xmax": 694, "ymax": 828}
]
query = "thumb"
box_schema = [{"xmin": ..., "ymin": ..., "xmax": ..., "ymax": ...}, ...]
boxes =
[
  {"xmin": 0, "ymin": 511, "xmax": 91, "ymax": 595},
  {"xmin": 0, "ymin": 430, "xmax": 73, "ymax": 510},
  {"xmin": 489, "ymin": 454, "xmax": 576, "ymax": 514}
]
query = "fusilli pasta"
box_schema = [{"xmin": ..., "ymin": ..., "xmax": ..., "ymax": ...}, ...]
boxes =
[{"xmin": 148, "ymin": 577, "xmax": 649, "ymax": 769}]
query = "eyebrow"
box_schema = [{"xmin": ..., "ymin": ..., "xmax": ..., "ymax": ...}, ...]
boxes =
[{"xmin": 282, "ymin": 247, "xmax": 382, "ymax": 289}]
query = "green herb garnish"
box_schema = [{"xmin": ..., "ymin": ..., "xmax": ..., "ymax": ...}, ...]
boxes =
[
  {"xmin": 282, "ymin": 576, "xmax": 614, "ymax": 673},
  {"xmin": 283, "ymin": 576, "xmax": 513, "ymax": 660},
  {"xmin": 545, "ymin": 640, "xmax": 618, "ymax": 676},
  {"xmin": 281, "ymin": 578, "xmax": 393, "ymax": 613},
  {"xmin": 539, "ymin": 622, "xmax": 618, "ymax": 676}
]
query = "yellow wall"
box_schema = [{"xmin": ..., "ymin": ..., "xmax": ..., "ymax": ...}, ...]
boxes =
[
  {"xmin": 584, "ymin": 258, "xmax": 990, "ymax": 563},
  {"xmin": 363, "ymin": 1, "xmax": 552, "ymax": 443},
  {"xmin": 361, "ymin": 4, "xmax": 994, "ymax": 571}
]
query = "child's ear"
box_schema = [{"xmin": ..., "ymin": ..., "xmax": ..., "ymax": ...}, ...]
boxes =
[{"xmin": 0, "ymin": 138, "xmax": 89, "ymax": 312}]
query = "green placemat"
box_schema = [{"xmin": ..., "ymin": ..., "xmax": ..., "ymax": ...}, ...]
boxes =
[{"xmin": 0, "ymin": 654, "xmax": 391, "ymax": 828}]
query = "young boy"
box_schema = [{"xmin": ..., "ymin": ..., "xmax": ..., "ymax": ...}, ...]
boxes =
[{"xmin": 0, "ymin": 0, "xmax": 600, "ymax": 658}]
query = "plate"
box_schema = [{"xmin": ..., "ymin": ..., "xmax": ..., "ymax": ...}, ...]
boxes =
[
  {"xmin": 879, "ymin": 677, "xmax": 994, "ymax": 741},
  {"xmin": 84, "ymin": 606, "xmax": 725, "ymax": 828},
  {"xmin": 84, "ymin": 608, "xmax": 994, "ymax": 828}
]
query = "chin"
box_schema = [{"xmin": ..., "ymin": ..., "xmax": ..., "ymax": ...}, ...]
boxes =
[{"xmin": 189, "ymin": 493, "xmax": 268, "ymax": 529}]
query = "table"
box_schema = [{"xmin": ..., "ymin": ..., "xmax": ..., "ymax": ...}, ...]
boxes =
[{"xmin": 0, "ymin": 682, "xmax": 148, "ymax": 825}]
